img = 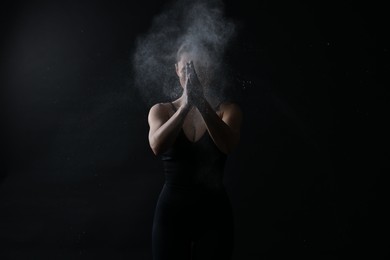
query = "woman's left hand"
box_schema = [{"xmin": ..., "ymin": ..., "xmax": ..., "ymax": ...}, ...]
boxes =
[{"xmin": 186, "ymin": 61, "xmax": 205, "ymax": 108}]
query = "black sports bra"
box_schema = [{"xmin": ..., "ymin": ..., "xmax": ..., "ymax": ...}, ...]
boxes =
[{"xmin": 160, "ymin": 102, "xmax": 227, "ymax": 191}]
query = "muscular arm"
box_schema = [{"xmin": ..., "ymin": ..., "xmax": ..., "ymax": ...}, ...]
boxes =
[
  {"xmin": 198, "ymin": 100, "xmax": 242, "ymax": 154},
  {"xmin": 185, "ymin": 61, "xmax": 242, "ymax": 154},
  {"xmin": 148, "ymin": 103, "xmax": 191, "ymax": 155}
]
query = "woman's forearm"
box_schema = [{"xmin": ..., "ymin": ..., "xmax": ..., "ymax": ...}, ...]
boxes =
[
  {"xmin": 150, "ymin": 105, "xmax": 191, "ymax": 155},
  {"xmin": 198, "ymin": 100, "xmax": 239, "ymax": 154}
]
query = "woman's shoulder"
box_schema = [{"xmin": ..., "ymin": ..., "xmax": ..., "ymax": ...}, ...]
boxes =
[
  {"xmin": 217, "ymin": 100, "xmax": 241, "ymax": 111},
  {"xmin": 149, "ymin": 102, "xmax": 172, "ymax": 111},
  {"xmin": 148, "ymin": 102, "xmax": 177, "ymax": 116},
  {"xmin": 216, "ymin": 101, "xmax": 243, "ymax": 121}
]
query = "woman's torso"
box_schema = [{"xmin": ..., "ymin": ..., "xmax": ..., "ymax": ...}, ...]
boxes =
[{"xmin": 160, "ymin": 101, "xmax": 227, "ymax": 192}]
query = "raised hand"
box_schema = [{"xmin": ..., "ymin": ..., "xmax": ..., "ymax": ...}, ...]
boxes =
[{"xmin": 185, "ymin": 61, "xmax": 205, "ymax": 108}]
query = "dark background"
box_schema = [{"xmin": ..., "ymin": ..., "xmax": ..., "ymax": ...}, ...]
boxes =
[{"xmin": 0, "ymin": 0, "xmax": 388, "ymax": 259}]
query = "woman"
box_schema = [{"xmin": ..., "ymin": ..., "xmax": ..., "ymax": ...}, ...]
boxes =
[{"xmin": 148, "ymin": 42, "xmax": 242, "ymax": 260}]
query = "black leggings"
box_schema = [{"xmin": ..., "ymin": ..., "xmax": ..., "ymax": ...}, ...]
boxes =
[{"xmin": 152, "ymin": 183, "xmax": 234, "ymax": 260}]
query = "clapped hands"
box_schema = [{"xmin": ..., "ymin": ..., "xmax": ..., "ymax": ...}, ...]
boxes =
[{"xmin": 185, "ymin": 61, "xmax": 205, "ymax": 109}]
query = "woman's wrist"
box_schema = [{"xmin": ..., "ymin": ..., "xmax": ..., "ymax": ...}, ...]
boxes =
[
  {"xmin": 179, "ymin": 102, "xmax": 192, "ymax": 114},
  {"xmin": 196, "ymin": 96, "xmax": 209, "ymax": 113}
]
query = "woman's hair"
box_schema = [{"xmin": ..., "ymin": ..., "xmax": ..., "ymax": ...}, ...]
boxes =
[
  {"xmin": 176, "ymin": 41, "xmax": 216, "ymax": 64},
  {"xmin": 175, "ymin": 42, "xmax": 192, "ymax": 63},
  {"xmin": 176, "ymin": 41, "xmax": 218, "ymax": 83}
]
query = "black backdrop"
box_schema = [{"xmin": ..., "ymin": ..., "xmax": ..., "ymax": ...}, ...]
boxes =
[{"xmin": 1, "ymin": 0, "xmax": 388, "ymax": 259}]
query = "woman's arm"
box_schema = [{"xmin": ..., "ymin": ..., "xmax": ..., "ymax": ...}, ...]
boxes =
[
  {"xmin": 148, "ymin": 103, "xmax": 191, "ymax": 155},
  {"xmin": 198, "ymin": 100, "xmax": 242, "ymax": 154},
  {"xmin": 186, "ymin": 61, "xmax": 242, "ymax": 154}
]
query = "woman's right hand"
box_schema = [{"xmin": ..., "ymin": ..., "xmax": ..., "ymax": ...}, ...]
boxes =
[{"xmin": 184, "ymin": 61, "xmax": 204, "ymax": 108}]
